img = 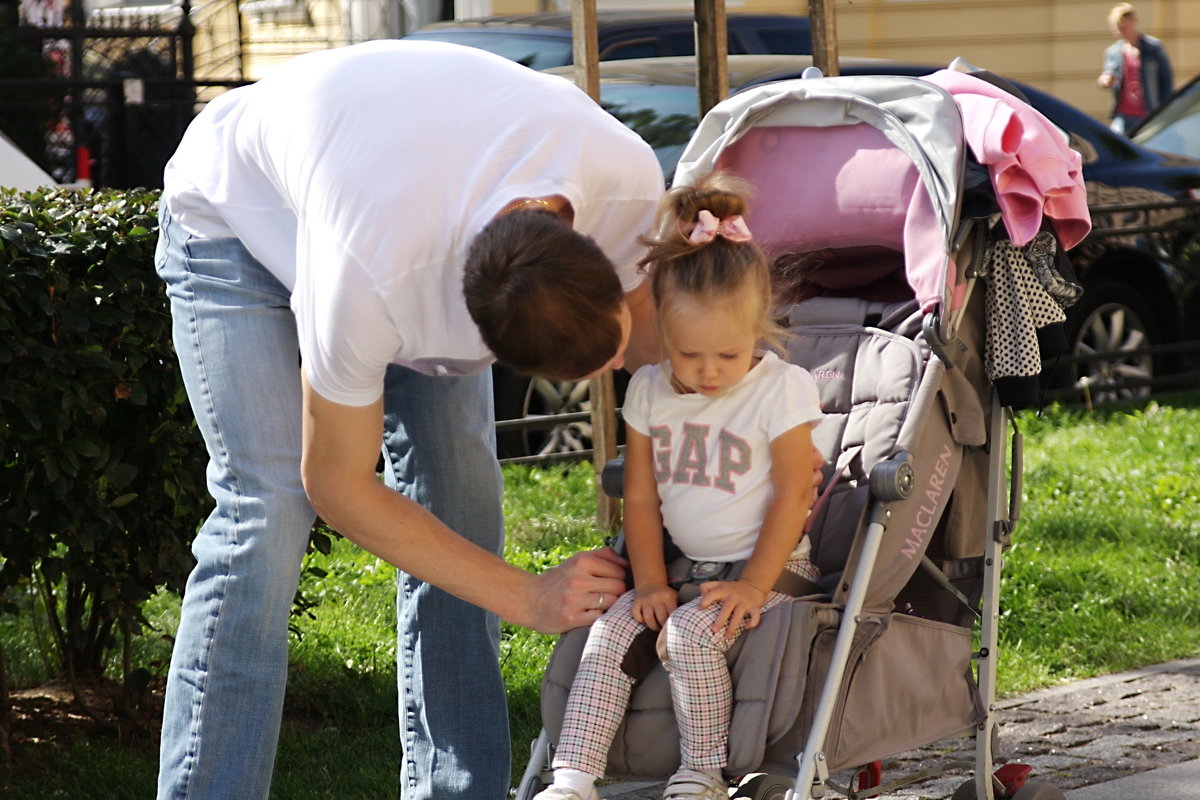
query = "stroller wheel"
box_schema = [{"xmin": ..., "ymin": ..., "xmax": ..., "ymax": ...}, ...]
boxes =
[
  {"xmin": 950, "ymin": 776, "xmax": 1066, "ymax": 800},
  {"xmin": 731, "ymin": 773, "xmax": 793, "ymax": 800},
  {"xmin": 1010, "ymin": 783, "xmax": 1066, "ymax": 800},
  {"xmin": 951, "ymin": 777, "xmax": 1001, "ymax": 800}
]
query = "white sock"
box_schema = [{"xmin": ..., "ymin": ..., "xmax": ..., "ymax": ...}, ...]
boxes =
[{"xmin": 553, "ymin": 767, "xmax": 598, "ymax": 796}]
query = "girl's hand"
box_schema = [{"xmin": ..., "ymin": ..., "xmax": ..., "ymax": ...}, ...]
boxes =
[
  {"xmin": 633, "ymin": 583, "xmax": 678, "ymax": 631},
  {"xmin": 699, "ymin": 579, "xmax": 768, "ymax": 638}
]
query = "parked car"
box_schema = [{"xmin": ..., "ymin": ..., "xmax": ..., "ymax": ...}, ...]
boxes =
[
  {"xmin": 403, "ymin": 11, "xmax": 810, "ymax": 70},
  {"xmin": 1130, "ymin": 74, "xmax": 1200, "ymax": 160},
  {"xmin": 497, "ymin": 55, "xmax": 1200, "ymax": 458}
]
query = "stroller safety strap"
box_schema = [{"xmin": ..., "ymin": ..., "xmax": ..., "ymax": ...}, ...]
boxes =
[{"xmin": 668, "ymin": 550, "xmax": 824, "ymax": 604}]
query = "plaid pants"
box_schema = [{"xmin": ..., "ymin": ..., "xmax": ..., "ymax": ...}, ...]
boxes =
[{"xmin": 552, "ymin": 556, "xmax": 819, "ymax": 776}]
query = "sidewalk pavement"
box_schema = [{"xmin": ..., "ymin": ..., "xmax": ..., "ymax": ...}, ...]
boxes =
[{"xmin": 597, "ymin": 658, "xmax": 1200, "ymax": 799}]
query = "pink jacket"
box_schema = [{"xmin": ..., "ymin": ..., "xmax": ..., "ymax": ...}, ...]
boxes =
[{"xmin": 923, "ymin": 70, "xmax": 1091, "ymax": 250}]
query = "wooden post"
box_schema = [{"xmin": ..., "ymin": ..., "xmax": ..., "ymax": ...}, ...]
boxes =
[
  {"xmin": 570, "ymin": 0, "xmax": 621, "ymax": 531},
  {"xmin": 809, "ymin": 0, "xmax": 840, "ymax": 77},
  {"xmin": 571, "ymin": 0, "xmax": 600, "ymax": 102},
  {"xmin": 695, "ymin": 0, "xmax": 729, "ymax": 118},
  {"xmin": 588, "ymin": 373, "xmax": 620, "ymax": 531}
]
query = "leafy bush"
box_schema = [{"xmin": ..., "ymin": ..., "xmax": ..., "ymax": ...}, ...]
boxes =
[{"xmin": 0, "ymin": 187, "xmax": 206, "ymax": 704}]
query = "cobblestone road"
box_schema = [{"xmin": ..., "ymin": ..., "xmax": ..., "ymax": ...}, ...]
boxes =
[{"xmin": 597, "ymin": 659, "xmax": 1200, "ymax": 799}]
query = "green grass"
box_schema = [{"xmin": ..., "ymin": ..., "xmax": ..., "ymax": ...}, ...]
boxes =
[
  {"xmin": 996, "ymin": 398, "xmax": 1200, "ymax": 692},
  {"xmin": 2, "ymin": 395, "xmax": 1199, "ymax": 797}
]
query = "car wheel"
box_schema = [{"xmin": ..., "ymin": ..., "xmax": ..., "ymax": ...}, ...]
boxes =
[
  {"xmin": 491, "ymin": 366, "xmax": 596, "ymax": 459},
  {"xmin": 1065, "ymin": 279, "xmax": 1156, "ymax": 405},
  {"xmin": 492, "ymin": 366, "xmax": 631, "ymax": 459},
  {"xmin": 522, "ymin": 377, "xmax": 596, "ymax": 456}
]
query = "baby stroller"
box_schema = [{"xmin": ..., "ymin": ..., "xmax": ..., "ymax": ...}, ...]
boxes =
[{"xmin": 518, "ymin": 62, "xmax": 1083, "ymax": 800}]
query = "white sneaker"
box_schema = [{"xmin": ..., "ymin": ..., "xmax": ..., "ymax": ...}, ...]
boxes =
[
  {"xmin": 663, "ymin": 768, "xmax": 728, "ymax": 799},
  {"xmin": 532, "ymin": 785, "xmax": 600, "ymax": 800}
]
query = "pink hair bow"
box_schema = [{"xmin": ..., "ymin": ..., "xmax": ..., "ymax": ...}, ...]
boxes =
[{"xmin": 686, "ymin": 209, "xmax": 753, "ymax": 244}]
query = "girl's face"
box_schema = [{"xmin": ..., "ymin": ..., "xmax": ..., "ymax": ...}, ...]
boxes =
[{"xmin": 661, "ymin": 289, "xmax": 759, "ymax": 398}]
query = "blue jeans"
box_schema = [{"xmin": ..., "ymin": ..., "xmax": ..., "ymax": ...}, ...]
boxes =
[{"xmin": 154, "ymin": 205, "xmax": 510, "ymax": 800}]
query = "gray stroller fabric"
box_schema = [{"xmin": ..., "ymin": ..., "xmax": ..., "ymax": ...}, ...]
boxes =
[{"xmin": 758, "ymin": 605, "xmax": 984, "ymax": 775}]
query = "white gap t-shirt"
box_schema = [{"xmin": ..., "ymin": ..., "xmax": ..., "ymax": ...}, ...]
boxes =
[
  {"xmin": 162, "ymin": 40, "xmax": 664, "ymax": 406},
  {"xmin": 623, "ymin": 351, "xmax": 824, "ymax": 562}
]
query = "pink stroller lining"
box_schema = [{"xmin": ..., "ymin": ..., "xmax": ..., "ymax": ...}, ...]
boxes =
[{"xmin": 713, "ymin": 124, "xmax": 951, "ymax": 312}]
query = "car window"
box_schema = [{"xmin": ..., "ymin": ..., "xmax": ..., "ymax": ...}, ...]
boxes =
[
  {"xmin": 754, "ymin": 28, "xmax": 812, "ymax": 55},
  {"xmin": 1132, "ymin": 81, "xmax": 1200, "ymax": 159},
  {"xmin": 600, "ymin": 84, "xmax": 698, "ymax": 179},
  {"xmin": 602, "ymin": 38, "xmax": 662, "ymax": 61},
  {"xmin": 607, "ymin": 29, "xmax": 760, "ymax": 59},
  {"xmin": 661, "ymin": 31, "xmax": 699, "ymax": 56},
  {"xmin": 404, "ymin": 30, "xmax": 572, "ymax": 69},
  {"xmin": 725, "ymin": 32, "xmax": 750, "ymax": 56}
]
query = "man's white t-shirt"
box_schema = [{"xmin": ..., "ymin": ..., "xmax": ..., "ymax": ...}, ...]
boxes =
[
  {"xmin": 623, "ymin": 351, "xmax": 823, "ymax": 562},
  {"xmin": 161, "ymin": 40, "xmax": 664, "ymax": 406}
]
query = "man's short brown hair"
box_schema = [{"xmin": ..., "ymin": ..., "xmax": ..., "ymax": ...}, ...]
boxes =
[{"xmin": 463, "ymin": 210, "xmax": 624, "ymax": 379}]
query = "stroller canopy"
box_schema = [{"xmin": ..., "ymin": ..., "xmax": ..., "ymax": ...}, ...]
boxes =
[{"xmin": 674, "ymin": 75, "xmax": 967, "ymax": 314}]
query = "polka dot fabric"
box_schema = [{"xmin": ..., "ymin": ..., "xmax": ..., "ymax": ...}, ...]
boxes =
[{"xmin": 984, "ymin": 235, "xmax": 1067, "ymax": 383}]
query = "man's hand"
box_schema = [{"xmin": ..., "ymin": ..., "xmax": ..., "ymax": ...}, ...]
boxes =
[{"xmin": 525, "ymin": 547, "xmax": 628, "ymax": 633}]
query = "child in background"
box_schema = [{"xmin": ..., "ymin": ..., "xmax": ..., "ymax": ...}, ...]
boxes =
[{"xmin": 535, "ymin": 172, "xmax": 824, "ymax": 800}]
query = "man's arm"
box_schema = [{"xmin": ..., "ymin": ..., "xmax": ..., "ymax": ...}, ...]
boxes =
[{"xmin": 299, "ymin": 372, "xmax": 626, "ymax": 633}]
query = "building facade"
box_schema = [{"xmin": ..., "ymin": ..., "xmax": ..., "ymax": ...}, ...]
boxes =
[{"xmin": 182, "ymin": 0, "xmax": 1200, "ymax": 123}]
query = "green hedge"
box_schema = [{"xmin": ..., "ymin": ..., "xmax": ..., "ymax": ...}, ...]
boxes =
[{"xmin": 0, "ymin": 187, "xmax": 207, "ymax": 689}]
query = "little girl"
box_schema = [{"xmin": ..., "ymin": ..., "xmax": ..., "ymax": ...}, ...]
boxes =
[{"xmin": 535, "ymin": 172, "xmax": 823, "ymax": 800}]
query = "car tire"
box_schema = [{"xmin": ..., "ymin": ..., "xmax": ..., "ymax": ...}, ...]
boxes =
[
  {"xmin": 1064, "ymin": 279, "xmax": 1157, "ymax": 405},
  {"xmin": 491, "ymin": 364, "xmax": 536, "ymax": 459},
  {"xmin": 492, "ymin": 366, "xmax": 630, "ymax": 460}
]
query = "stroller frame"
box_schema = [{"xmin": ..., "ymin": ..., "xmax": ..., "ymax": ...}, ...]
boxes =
[{"xmin": 781, "ymin": 392, "xmax": 1020, "ymax": 800}]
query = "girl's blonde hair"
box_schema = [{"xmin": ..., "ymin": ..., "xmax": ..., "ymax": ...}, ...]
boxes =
[{"xmin": 637, "ymin": 171, "xmax": 785, "ymax": 352}]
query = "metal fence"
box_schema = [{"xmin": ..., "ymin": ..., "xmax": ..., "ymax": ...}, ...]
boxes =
[
  {"xmin": 497, "ymin": 340, "xmax": 1200, "ymax": 466},
  {"xmin": 0, "ymin": 5, "xmax": 246, "ymax": 189},
  {"xmin": 0, "ymin": 75, "xmax": 244, "ymax": 188},
  {"xmin": 1039, "ymin": 339, "xmax": 1200, "ymax": 407}
]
